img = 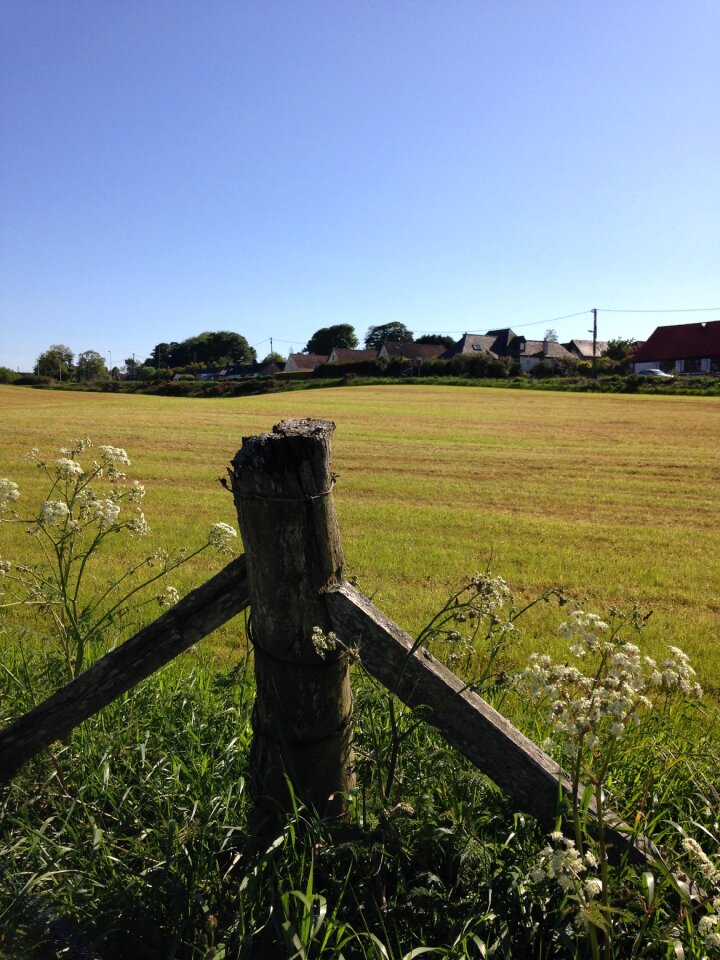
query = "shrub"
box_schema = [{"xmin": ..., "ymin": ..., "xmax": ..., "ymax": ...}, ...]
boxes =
[{"xmin": 12, "ymin": 374, "xmax": 54, "ymax": 386}]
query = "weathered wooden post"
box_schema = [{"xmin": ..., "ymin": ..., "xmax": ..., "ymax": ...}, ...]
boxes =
[{"xmin": 229, "ymin": 419, "xmax": 354, "ymax": 831}]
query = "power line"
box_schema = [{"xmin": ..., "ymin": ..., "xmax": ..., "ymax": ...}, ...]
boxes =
[{"xmin": 597, "ymin": 306, "xmax": 720, "ymax": 314}]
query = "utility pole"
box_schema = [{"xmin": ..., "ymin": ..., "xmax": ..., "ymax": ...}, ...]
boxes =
[
  {"xmin": 591, "ymin": 308, "xmax": 598, "ymax": 377},
  {"xmin": 270, "ymin": 337, "xmax": 273, "ymax": 360}
]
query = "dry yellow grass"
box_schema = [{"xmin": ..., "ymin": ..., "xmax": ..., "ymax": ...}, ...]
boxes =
[{"xmin": 1, "ymin": 384, "xmax": 719, "ymax": 683}]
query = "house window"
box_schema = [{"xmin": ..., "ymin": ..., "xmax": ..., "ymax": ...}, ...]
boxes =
[
  {"xmin": 659, "ymin": 361, "xmax": 675, "ymax": 373},
  {"xmin": 683, "ymin": 357, "xmax": 702, "ymax": 373},
  {"xmin": 711, "ymin": 357, "xmax": 720, "ymax": 373}
]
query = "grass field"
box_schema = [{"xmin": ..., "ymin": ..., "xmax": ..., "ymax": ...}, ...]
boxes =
[{"xmin": 2, "ymin": 383, "xmax": 719, "ymax": 685}]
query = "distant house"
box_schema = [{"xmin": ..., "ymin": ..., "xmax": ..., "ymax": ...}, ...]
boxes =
[
  {"xmin": 441, "ymin": 332, "xmax": 503, "ymax": 358},
  {"xmin": 327, "ymin": 347, "xmax": 378, "ymax": 363},
  {"xmin": 441, "ymin": 329, "xmax": 574, "ymax": 372},
  {"xmin": 633, "ymin": 320, "xmax": 720, "ymax": 374},
  {"xmin": 195, "ymin": 360, "xmax": 282, "ymax": 381},
  {"xmin": 284, "ymin": 353, "xmax": 328, "ymax": 373},
  {"xmin": 377, "ymin": 341, "xmax": 445, "ymax": 361},
  {"xmin": 563, "ymin": 339, "xmax": 609, "ymax": 361}
]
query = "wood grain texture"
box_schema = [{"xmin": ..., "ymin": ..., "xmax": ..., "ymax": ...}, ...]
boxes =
[
  {"xmin": 229, "ymin": 419, "xmax": 355, "ymax": 827},
  {"xmin": 327, "ymin": 582, "xmax": 650, "ymax": 865},
  {"xmin": 0, "ymin": 555, "xmax": 249, "ymax": 783}
]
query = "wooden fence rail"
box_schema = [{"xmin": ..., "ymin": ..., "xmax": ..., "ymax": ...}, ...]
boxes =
[
  {"xmin": 0, "ymin": 418, "xmax": 650, "ymax": 865},
  {"xmin": 0, "ymin": 556, "xmax": 249, "ymax": 783}
]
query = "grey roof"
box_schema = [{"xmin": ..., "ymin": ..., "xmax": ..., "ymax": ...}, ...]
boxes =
[
  {"xmin": 442, "ymin": 333, "xmax": 502, "ymax": 358},
  {"xmin": 563, "ymin": 339, "xmax": 609, "ymax": 359},
  {"xmin": 520, "ymin": 340, "xmax": 575, "ymax": 360}
]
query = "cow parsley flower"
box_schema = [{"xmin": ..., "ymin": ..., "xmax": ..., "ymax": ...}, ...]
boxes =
[
  {"xmin": 127, "ymin": 481, "xmax": 146, "ymax": 503},
  {"xmin": 157, "ymin": 585, "xmax": 180, "ymax": 607},
  {"xmin": 55, "ymin": 457, "xmax": 84, "ymax": 480},
  {"xmin": 208, "ymin": 522, "xmax": 238, "ymax": 553},
  {"xmin": 0, "ymin": 478, "xmax": 20, "ymax": 512},
  {"xmin": 99, "ymin": 445, "xmax": 131, "ymax": 466},
  {"xmin": 60, "ymin": 437, "xmax": 91, "ymax": 456},
  {"xmin": 126, "ymin": 511, "xmax": 150, "ymax": 537},
  {"xmin": 39, "ymin": 500, "xmax": 70, "ymax": 525},
  {"xmin": 90, "ymin": 499, "xmax": 121, "ymax": 528},
  {"xmin": 311, "ymin": 625, "xmax": 339, "ymax": 660}
]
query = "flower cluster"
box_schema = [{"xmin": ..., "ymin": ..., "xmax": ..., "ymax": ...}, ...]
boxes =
[
  {"xmin": 99, "ymin": 445, "xmax": 131, "ymax": 466},
  {"xmin": 470, "ymin": 573, "xmax": 511, "ymax": 614},
  {"xmin": 515, "ymin": 610, "xmax": 702, "ymax": 759},
  {"xmin": 39, "ymin": 500, "xmax": 70, "ymax": 526},
  {"xmin": 157, "ymin": 585, "xmax": 180, "ymax": 607},
  {"xmin": 529, "ymin": 832, "xmax": 600, "ymax": 895},
  {"xmin": 682, "ymin": 837, "xmax": 720, "ymax": 884},
  {"xmin": 698, "ymin": 910, "xmax": 720, "ymax": 951},
  {"xmin": 55, "ymin": 457, "xmax": 85, "ymax": 480},
  {"xmin": 0, "ymin": 478, "xmax": 20, "ymax": 513},
  {"xmin": 208, "ymin": 522, "xmax": 238, "ymax": 554},
  {"xmin": 311, "ymin": 625, "xmax": 339, "ymax": 660}
]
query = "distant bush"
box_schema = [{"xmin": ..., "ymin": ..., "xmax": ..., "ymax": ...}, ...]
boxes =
[
  {"xmin": 0, "ymin": 367, "xmax": 18, "ymax": 383},
  {"xmin": 13, "ymin": 374, "xmax": 54, "ymax": 386},
  {"xmin": 529, "ymin": 359, "xmax": 556, "ymax": 379}
]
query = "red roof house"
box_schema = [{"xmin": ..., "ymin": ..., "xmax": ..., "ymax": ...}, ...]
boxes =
[{"xmin": 633, "ymin": 320, "xmax": 720, "ymax": 374}]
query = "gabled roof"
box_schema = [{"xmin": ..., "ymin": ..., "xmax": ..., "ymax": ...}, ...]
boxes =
[
  {"xmin": 328, "ymin": 347, "xmax": 378, "ymax": 363},
  {"xmin": 286, "ymin": 353, "xmax": 327, "ymax": 371},
  {"xmin": 519, "ymin": 340, "xmax": 574, "ymax": 360},
  {"xmin": 562, "ymin": 339, "xmax": 609, "ymax": 359},
  {"xmin": 441, "ymin": 333, "xmax": 501, "ymax": 358},
  {"xmin": 633, "ymin": 320, "xmax": 720, "ymax": 362},
  {"xmin": 484, "ymin": 328, "xmax": 518, "ymax": 353},
  {"xmin": 380, "ymin": 341, "xmax": 445, "ymax": 360}
]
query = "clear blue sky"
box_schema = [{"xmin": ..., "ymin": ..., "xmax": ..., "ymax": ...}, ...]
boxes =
[{"xmin": 2, "ymin": 1, "xmax": 718, "ymax": 371}]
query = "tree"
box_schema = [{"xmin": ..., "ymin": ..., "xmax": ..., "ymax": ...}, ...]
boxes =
[
  {"xmin": 304, "ymin": 325, "xmax": 358, "ymax": 355},
  {"xmin": 36, "ymin": 344, "xmax": 74, "ymax": 381},
  {"xmin": 146, "ymin": 332, "xmax": 256, "ymax": 368},
  {"xmin": 261, "ymin": 352, "xmax": 285, "ymax": 365},
  {"xmin": 76, "ymin": 350, "xmax": 110, "ymax": 382},
  {"xmin": 364, "ymin": 322, "xmax": 413, "ymax": 350},
  {"xmin": 544, "ymin": 328, "xmax": 559, "ymax": 343},
  {"xmin": 124, "ymin": 357, "xmax": 140, "ymax": 380},
  {"xmin": 604, "ymin": 338, "xmax": 636, "ymax": 362},
  {"xmin": 415, "ymin": 334, "xmax": 454, "ymax": 348},
  {"xmin": 603, "ymin": 337, "xmax": 637, "ymax": 374}
]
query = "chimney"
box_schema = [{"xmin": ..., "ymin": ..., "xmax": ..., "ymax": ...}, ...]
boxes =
[{"xmin": 542, "ymin": 338, "xmax": 550, "ymax": 356}]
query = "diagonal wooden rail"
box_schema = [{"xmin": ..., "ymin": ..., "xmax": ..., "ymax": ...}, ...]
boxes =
[
  {"xmin": 0, "ymin": 555, "xmax": 249, "ymax": 784},
  {"xmin": 326, "ymin": 583, "xmax": 651, "ymax": 864}
]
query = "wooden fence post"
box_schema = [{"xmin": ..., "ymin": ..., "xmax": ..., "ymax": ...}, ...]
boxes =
[{"xmin": 229, "ymin": 419, "xmax": 354, "ymax": 831}]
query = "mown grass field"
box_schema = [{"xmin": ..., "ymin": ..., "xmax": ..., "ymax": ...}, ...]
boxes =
[{"xmin": 2, "ymin": 383, "xmax": 719, "ymax": 685}]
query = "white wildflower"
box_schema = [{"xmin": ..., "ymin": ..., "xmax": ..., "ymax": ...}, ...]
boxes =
[
  {"xmin": 312, "ymin": 625, "xmax": 339, "ymax": 660},
  {"xmin": 60, "ymin": 437, "xmax": 91, "ymax": 455},
  {"xmin": 208, "ymin": 522, "xmax": 238, "ymax": 553},
  {"xmin": 584, "ymin": 877, "xmax": 603, "ymax": 899},
  {"xmin": 126, "ymin": 511, "xmax": 150, "ymax": 537},
  {"xmin": 0, "ymin": 558, "xmax": 11, "ymax": 576},
  {"xmin": 99, "ymin": 445, "xmax": 131, "ymax": 465},
  {"xmin": 698, "ymin": 916, "xmax": 719, "ymax": 936},
  {"xmin": 55, "ymin": 457, "xmax": 84, "ymax": 480},
  {"xmin": 39, "ymin": 500, "xmax": 70, "ymax": 525},
  {"xmin": 127, "ymin": 481, "xmax": 146, "ymax": 503},
  {"xmin": 0, "ymin": 478, "xmax": 20, "ymax": 512},
  {"xmin": 158, "ymin": 585, "xmax": 180, "ymax": 607},
  {"xmin": 90, "ymin": 499, "xmax": 121, "ymax": 528}
]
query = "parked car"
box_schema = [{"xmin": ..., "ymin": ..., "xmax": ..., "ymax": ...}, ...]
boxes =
[{"xmin": 637, "ymin": 368, "xmax": 674, "ymax": 380}]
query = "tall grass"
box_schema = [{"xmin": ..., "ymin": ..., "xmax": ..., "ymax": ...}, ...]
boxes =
[{"xmin": 1, "ymin": 607, "xmax": 719, "ymax": 958}]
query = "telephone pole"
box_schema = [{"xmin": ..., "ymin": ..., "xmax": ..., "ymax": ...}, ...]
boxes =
[{"xmin": 591, "ymin": 308, "xmax": 598, "ymax": 377}]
